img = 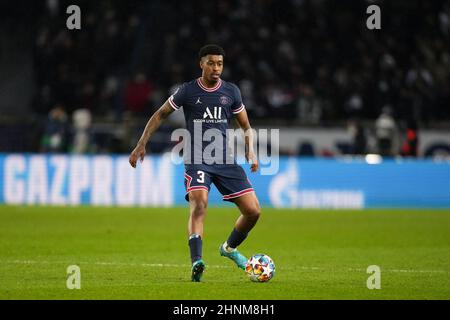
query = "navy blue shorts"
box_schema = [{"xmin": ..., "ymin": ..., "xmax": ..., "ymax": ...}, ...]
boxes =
[{"xmin": 184, "ymin": 164, "xmax": 254, "ymax": 202}]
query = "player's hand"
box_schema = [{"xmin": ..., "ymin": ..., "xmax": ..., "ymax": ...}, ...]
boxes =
[
  {"xmin": 129, "ymin": 143, "xmax": 146, "ymax": 168},
  {"xmin": 246, "ymin": 151, "xmax": 259, "ymax": 172}
]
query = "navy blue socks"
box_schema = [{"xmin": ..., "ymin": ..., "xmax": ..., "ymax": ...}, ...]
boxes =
[
  {"xmin": 226, "ymin": 228, "xmax": 248, "ymax": 249},
  {"xmin": 188, "ymin": 234, "xmax": 202, "ymax": 264}
]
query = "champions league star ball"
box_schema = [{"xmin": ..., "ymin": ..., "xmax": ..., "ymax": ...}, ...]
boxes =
[{"xmin": 245, "ymin": 254, "xmax": 275, "ymax": 282}]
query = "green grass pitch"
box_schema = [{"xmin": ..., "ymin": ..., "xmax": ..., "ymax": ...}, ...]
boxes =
[{"xmin": 0, "ymin": 205, "xmax": 449, "ymax": 300}]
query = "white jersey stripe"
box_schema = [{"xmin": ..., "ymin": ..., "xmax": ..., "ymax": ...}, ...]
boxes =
[
  {"xmin": 168, "ymin": 96, "xmax": 180, "ymax": 110},
  {"xmin": 232, "ymin": 103, "xmax": 245, "ymax": 114},
  {"xmin": 196, "ymin": 78, "xmax": 222, "ymax": 92}
]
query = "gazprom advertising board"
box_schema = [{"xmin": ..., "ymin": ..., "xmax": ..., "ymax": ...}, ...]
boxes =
[{"xmin": 0, "ymin": 153, "xmax": 449, "ymax": 208}]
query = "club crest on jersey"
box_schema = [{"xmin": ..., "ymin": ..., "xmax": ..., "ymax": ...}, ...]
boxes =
[
  {"xmin": 203, "ymin": 106, "xmax": 222, "ymax": 119},
  {"xmin": 219, "ymin": 95, "xmax": 230, "ymax": 105}
]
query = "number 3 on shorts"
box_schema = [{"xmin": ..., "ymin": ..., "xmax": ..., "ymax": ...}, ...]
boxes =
[{"xmin": 197, "ymin": 171, "xmax": 205, "ymax": 183}]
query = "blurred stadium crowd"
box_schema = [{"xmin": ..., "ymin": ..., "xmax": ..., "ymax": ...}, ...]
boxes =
[{"xmin": 0, "ymin": 0, "xmax": 449, "ymax": 155}]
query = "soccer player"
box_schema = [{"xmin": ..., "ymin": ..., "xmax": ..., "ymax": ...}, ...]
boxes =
[{"xmin": 129, "ymin": 44, "xmax": 261, "ymax": 282}]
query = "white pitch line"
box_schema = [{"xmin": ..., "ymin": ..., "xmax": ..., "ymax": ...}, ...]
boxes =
[
  {"xmin": 346, "ymin": 267, "xmax": 448, "ymax": 274},
  {"xmin": 1, "ymin": 260, "xmax": 231, "ymax": 269},
  {"xmin": 1, "ymin": 260, "xmax": 449, "ymax": 274}
]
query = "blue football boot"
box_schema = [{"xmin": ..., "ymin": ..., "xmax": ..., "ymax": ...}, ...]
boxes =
[
  {"xmin": 219, "ymin": 243, "xmax": 248, "ymax": 270},
  {"xmin": 191, "ymin": 259, "xmax": 206, "ymax": 282}
]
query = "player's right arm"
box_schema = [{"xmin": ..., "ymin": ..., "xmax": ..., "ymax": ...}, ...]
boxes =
[{"xmin": 129, "ymin": 100, "xmax": 174, "ymax": 168}]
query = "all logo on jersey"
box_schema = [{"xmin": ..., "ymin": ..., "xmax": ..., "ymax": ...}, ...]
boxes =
[
  {"xmin": 203, "ymin": 106, "xmax": 222, "ymax": 119},
  {"xmin": 195, "ymin": 97, "xmax": 202, "ymax": 104},
  {"xmin": 193, "ymin": 106, "xmax": 227, "ymax": 123}
]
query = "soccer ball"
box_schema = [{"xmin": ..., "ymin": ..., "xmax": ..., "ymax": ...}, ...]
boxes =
[{"xmin": 245, "ymin": 254, "xmax": 275, "ymax": 282}]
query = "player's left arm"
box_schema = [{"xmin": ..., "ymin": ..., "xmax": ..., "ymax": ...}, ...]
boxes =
[{"xmin": 234, "ymin": 109, "xmax": 259, "ymax": 172}]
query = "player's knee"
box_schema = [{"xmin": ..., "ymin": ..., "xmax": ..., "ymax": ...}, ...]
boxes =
[
  {"xmin": 252, "ymin": 206, "xmax": 261, "ymax": 220},
  {"xmin": 190, "ymin": 196, "xmax": 208, "ymax": 217},
  {"xmin": 244, "ymin": 202, "xmax": 261, "ymax": 220}
]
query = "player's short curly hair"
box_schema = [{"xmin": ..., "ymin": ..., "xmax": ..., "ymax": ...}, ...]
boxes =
[{"xmin": 198, "ymin": 44, "xmax": 225, "ymax": 59}]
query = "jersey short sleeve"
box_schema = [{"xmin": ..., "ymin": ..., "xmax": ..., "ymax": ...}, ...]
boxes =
[
  {"xmin": 231, "ymin": 84, "xmax": 245, "ymax": 114},
  {"xmin": 168, "ymin": 83, "xmax": 187, "ymax": 110}
]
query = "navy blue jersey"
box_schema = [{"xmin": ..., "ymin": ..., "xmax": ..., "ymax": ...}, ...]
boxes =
[{"xmin": 169, "ymin": 78, "xmax": 245, "ymax": 165}]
